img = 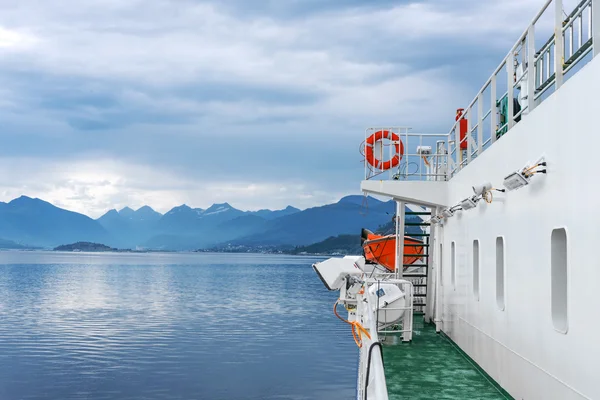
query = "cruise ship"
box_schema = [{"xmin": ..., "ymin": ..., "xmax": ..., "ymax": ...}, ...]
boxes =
[{"xmin": 312, "ymin": 0, "xmax": 599, "ymax": 399}]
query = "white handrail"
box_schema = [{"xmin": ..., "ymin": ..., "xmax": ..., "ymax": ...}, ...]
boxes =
[
  {"xmin": 363, "ymin": 0, "xmax": 597, "ymax": 182},
  {"xmin": 357, "ymin": 288, "xmax": 389, "ymax": 400}
]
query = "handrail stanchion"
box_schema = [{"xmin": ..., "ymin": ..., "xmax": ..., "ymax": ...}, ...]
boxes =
[
  {"xmin": 395, "ymin": 201, "xmax": 405, "ymax": 279},
  {"xmin": 477, "ymin": 92, "xmax": 483, "ymax": 154},
  {"xmin": 491, "ymin": 74, "xmax": 497, "ymax": 143},
  {"xmin": 594, "ymin": 0, "xmax": 600, "ymax": 56},
  {"xmin": 507, "ymin": 55, "xmax": 515, "ymax": 129},
  {"xmin": 555, "ymin": 0, "xmax": 565, "ymax": 89},
  {"xmin": 580, "ymin": 13, "xmax": 584, "ymax": 49},
  {"xmin": 527, "ymin": 25, "xmax": 537, "ymax": 113},
  {"xmin": 446, "ymin": 135, "xmax": 452, "ymax": 179},
  {"xmin": 419, "ymin": 134, "xmax": 423, "ymax": 180},
  {"xmin": 466, "ymin": 109, "xmax": 472, "ymax": 163}
]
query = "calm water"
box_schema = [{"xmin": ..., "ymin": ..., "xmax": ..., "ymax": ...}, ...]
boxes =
[{"xmin": 0, "ymin": 252, "xmax": 357, "ymax": 400}]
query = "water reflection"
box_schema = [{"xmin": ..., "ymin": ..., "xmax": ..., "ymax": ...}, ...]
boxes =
[{"xmin": 0, "ymin": 252, "xmax": 356, "ymax": 400}]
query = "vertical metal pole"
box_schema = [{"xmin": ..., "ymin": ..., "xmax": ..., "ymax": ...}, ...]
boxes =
[
  {"xmin": 395, "ymin": 200, "xmax": 405, "ymax": 279},
  {"xmin": 539, "ymin": 53, "xmax": 544, "ymax": 87},
  {"xmin": 568, "ymin": 22, "xmax": 573, "ymax": 59},
  {"xmin": 403, "ymin": 282, "xmax": 413, "ymax": 342},
  {"xmin": 593, "ymin": 0, "xmax": 600, "ymax": 56},
  {"xmin": 458, "ymin": 128, "xmax": 463, "ymax": 169},
  {"xmin": 466, "ymin": 109, "xmax": 472, "ymax": 163},
  {"xmin": 434, "ymin": 211, "xmax": 443, "ymax": 333},
  {"xmin": 365, "ymin": 129, "xmax": 368, "ymax": 180},
  {"xmin": 527, "ymin": 25, "xmax": 537, "ymax": 112},
  {"xmin": 491, "ymin": 74, "xmax": 497, "ymax": 143},
  {"xmin": 446, "ymin": 135, "xmax": 453, "ymax": 179},
  {"xmin": 419, "ymin": 134, "xmax": 423, "ymax": 180},
  {"xmin": 507, "ymin": 54, "xmax": 515, "ymax": 129},
  {"xmin": 555, "ymin": 0, "xmax": 564, "ymax": 89},
  {"xmin": 580, "ymin": 15, "xmax": 583, "ymax": 48},
  {"xmin": 477, "ymin": 93, "xmax": 483, "ymax": 154},
  {"xmin": 404, "ymin": 128, "xmax": 409, "ymax": 180},
  {"xmin": 589, "ymin": 7, "xmax": 593, "ymax": 45},
  {"xmin": 425, "ymin": 207, "xmax": 436, "ymax": 323}
]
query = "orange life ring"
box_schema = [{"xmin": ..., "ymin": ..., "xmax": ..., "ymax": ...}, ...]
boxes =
[{"xmin": 365, "ymin": 130, "xmax": 404, "ymax": 170}]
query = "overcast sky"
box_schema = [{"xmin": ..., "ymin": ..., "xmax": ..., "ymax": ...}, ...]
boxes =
[{"xmin": 0, "ymin": 0, "xmax": 565, "ymax": 217}]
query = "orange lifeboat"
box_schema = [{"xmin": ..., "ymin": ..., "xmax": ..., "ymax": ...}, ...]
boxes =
[{"xmin": 361, "ymin": 228, "xmax": 424, "ymax": 272}]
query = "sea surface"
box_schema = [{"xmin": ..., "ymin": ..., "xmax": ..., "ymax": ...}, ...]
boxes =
[{"xmin": 0, "ymin": 252, "xmax": 357, "ymax": 400}]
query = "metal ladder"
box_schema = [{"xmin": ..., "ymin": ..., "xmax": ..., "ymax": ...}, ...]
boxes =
[{"xmin": 402, "ymin": 210, "xmax": 431, "ymax": 313}]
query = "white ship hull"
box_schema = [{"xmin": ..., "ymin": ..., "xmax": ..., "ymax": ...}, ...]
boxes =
[
  {"xmin": 357, "ymin": 1, "xmax": 600, "ymax": 398},
  {"xmin": 435, "ymin": 52, "xmax": 600, "ymax": 400}
]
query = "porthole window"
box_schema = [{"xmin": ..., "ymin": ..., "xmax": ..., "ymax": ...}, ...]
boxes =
[
  {"xmin": 551, "ymin": 228, "xmax": 568, "ymax": 333},
  {"xmin": 473, "ymin": 240, "xmax": 480, "ymax": 301},
  {"xmin": 496, "ymin": 237, "xmax": 505, "ymax": 311},
  {"xmin": 451, "ymin": 242, "xmax": 456, "ymax": 289}
]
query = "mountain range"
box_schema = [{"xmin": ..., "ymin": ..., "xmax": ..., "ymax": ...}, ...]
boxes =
[{"xmin": 0, "ymin": 195, "xmax": 396, "ymax": 251}]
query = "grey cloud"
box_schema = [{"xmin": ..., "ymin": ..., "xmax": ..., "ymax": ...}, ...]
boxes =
[
  {"xmin": 0, "ymin": 0, "xmax": 552, "ymax": 214},
  {"xmin": 216, "ymin": 0, "xmax": 421, "ymax": 19}
]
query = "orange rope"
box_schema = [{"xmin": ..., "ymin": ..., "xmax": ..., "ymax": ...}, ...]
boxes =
[
  {"xmin": 333, "ymin": 300, "xmax": 371, "ymax": 348},
  {"xmin": 483, "ymin": 190, "xmax": 493, "ymax": 204}
]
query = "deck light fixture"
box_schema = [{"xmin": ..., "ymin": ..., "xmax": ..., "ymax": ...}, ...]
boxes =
[
  {"xmin": 460, "ymin": 196, "xmax": 479, "ymax": 210},
  {"xmin": 503, "ymin": 160, "xmax": 547, "ymax": 191},
  {"xmin": 442, "ymin": 209, "xmax": 455, "ymax": 218}
]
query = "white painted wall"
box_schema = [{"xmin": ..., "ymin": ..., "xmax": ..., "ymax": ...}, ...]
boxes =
[{"xmin": 438, "ymin": 53, "xmax": 600, "ymax": 399}]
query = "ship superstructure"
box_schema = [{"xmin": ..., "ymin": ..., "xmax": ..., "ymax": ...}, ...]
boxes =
[{"xmin": 313, "ymin": 0, "xmax": 600, "ymax": 398}]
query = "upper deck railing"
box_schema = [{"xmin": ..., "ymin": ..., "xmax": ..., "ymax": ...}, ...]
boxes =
[{"xmin": 364, "ymin": 0, "xmax": 599, "ymax": 182}]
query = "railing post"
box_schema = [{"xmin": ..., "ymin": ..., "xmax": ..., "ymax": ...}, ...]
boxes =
[
  {"xmin": 477, "ymin": 93, "xmax": 483, "ymax": 154},
  {"xmin": 425, "ymin": 209, "xmax": 436, "ymax": 324},
  {"xmin": 395, "ymin": 200, "xmax": 405, "ymax": 279},
  {"xmin": 507, "ymin": 56, "xmax": 515, "ymax": 129},
  {"xmin": 446, "ymin": 135, "xmax": 454, "ymax": 180},
  {"xmin": 594, "ymin": 0, "xmax": 600, "ymax": 57},
  {"xmin": 364, "ymin": 128, "xmax": 369, "ymax": 180},
  {"xmin": 527, "ymin": 24, "xmax": 537, "ymax": 112},
  {"xmin": 466, "ymin": 109, "xmax": 472, "ymax": 163},
  {"xmin": 403, "ymin": 281, "xmax": 413, "ymax": 342},
  {"xmin": 555, "ymin": 0, "xmax": 564, "ymax": 89},
  {"xmin": 491, "ymin": 74, "xmax": 497, "ymax": 143}
]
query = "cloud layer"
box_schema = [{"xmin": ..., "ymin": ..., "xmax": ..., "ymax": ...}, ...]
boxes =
[{"xmin": 0, "ymin": 0, "xmax": 556, "ymax": 217}]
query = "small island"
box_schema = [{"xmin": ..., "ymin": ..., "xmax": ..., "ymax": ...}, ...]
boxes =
[{"xmin": 54, "ymin": 242, "xmax": 119, "ymax": 252}]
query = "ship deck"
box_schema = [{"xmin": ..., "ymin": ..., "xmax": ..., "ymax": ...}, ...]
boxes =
[{"xmin": 382, "ymin": 317, "xmax": 512, "ymax": 400}]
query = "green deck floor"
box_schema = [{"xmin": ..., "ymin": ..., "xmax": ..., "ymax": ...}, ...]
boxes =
[{"xmin": 382, "ymin": 318, "xmax": 512, "ymax": 400}]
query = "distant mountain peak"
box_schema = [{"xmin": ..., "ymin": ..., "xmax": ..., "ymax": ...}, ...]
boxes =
[
  {"xmin": 10, "ymin": 195, "xmax": 37, "ymax": 204},
  {"xmin": 133, "ymin": 205, "xmax": 162, "ymax": 221},
  {"xmin": 165, "ymin": 204, "xmax": 192, "ymax": 216},
  {"xmin": 119, "ymin": 206, "xmax": 135, "ymax": 218},
  {"xmin": 204, "ymin": 202, "xmax": 235, "ymax": 215},
  {"xmin": 105, "ymin": 209, "xmax": 119, "ymax": 216},
  {"xmin": 1, "ymin": 195, "xmax": 108, "ymax": 248},
  {"xmin": 207, "ymin": 202, "xmax": 232, "ymax": 209},
  {"xmin": 9, "ymin": 195, "xmax": 54, "ymax": 209}
]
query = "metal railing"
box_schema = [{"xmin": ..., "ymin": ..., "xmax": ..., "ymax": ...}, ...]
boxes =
[
  {"xmin": 363, "ymin": 127, "xmax": 449, "ymax": 181},
  {"xmin": 364, "ymin": 0, "xmax": 598, "ymax": 182}
]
